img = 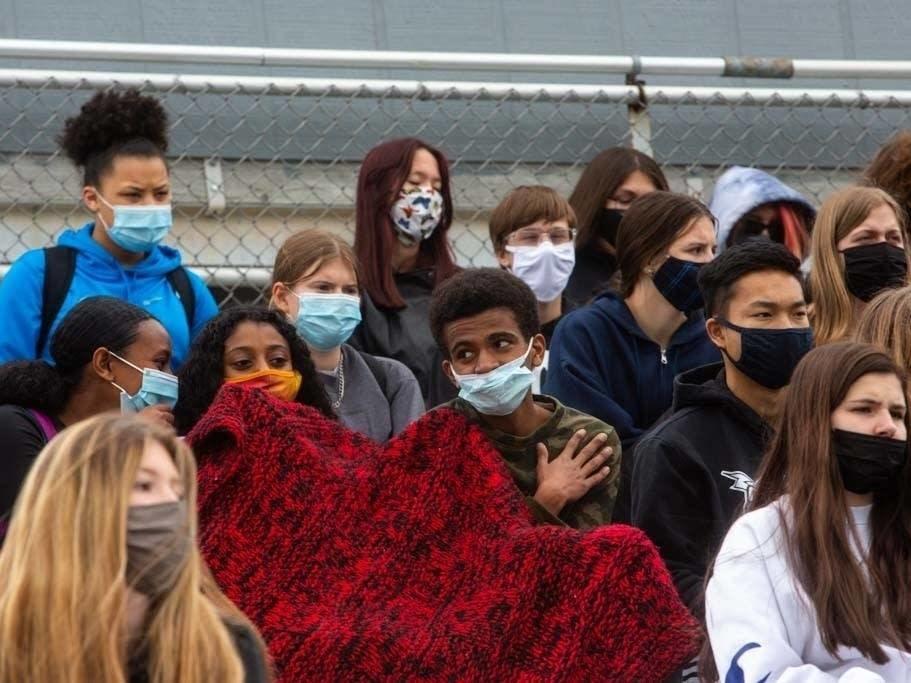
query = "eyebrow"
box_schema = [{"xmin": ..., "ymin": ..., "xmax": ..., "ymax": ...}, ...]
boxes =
[{"xmin": 747, "ymin": 299, "xmax": 807, "ymax": 308}]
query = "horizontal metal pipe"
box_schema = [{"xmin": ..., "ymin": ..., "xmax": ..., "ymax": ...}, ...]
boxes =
[
  {"xmin": 2, "ymin": 39, "xmax": 911, "ymax": 79},
  {"xmin": 0, "ymin": 68, "xmax": 908, "ymax": 107}
]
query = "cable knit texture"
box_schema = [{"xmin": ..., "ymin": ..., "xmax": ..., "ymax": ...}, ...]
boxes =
[{"xmin": 190, "ymin": 385, "xmax": 699, "ymax": 682}]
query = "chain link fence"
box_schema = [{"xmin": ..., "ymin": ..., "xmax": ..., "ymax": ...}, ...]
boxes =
[{"xmin": 0, "ymin": 74, "xmax": 908, "ymax": 305}]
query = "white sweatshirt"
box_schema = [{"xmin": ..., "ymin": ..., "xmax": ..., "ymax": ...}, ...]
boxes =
[{"xmin": 705, "ymin": 499, "xmax": 911, "ymax": 682}]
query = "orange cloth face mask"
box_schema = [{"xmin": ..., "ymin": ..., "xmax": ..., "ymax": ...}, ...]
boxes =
[{"xmin": 224, "ymin": 369, "xmax": 302, "ymax": 402}]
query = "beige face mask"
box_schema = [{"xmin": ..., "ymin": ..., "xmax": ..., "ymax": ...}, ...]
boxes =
[{"xmin": 126, "ymin": 500, "xmax": 191, "ymax": 597}]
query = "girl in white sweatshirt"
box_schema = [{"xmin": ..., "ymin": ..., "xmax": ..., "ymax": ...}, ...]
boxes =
[{"xmin": 705, "ymin": 341, "xmax": 911, "ymax": 682}]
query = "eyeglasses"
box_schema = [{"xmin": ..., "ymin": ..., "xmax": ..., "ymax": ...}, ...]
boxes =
[{"xmin": 505, "ymin": 227, "xmax": 575, "ymax": 247}]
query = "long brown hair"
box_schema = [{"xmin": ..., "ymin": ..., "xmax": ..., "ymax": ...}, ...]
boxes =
[
  {"xmin": 0, "ymin": 414, "xmax": 270, "ymax": 682},
  {"xmin": 615, "ymin": 191, "xmax": 714, "ymax": 298},
  {"xmin": 855, "ymin": 285, "xmax": 911, "ymax": 372},
  {"xmin": 354, "ymin": 138, "xmax": 458, "ymax": 309},
  {"xmin": 809, "ymin": 186, "xmax": 911, "ymax": 345},
  {"xmin": 865, "ymin": 130, "xmax": 911, "ymax": 209},
  {"xmin": 569, "ymin": 147, "xmax": 668, "ymax": 250},
  {"xmin": 752, "ymin": 342, "xmax": 911, "ymax": 663}
]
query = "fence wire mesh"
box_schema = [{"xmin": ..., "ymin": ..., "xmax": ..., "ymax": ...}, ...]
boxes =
[{"xmin": 0, "ymin": 77, "xmax": 908, "ymax": 305}]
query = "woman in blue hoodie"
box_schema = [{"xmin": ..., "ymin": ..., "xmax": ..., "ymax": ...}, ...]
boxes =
[
  {"xmin": 0, "ymin": 89, "xmax": 217, "ymax": 369},
  {"xmin": 544, "ymin": 191, "xmax": 720, "ymax": 447}
]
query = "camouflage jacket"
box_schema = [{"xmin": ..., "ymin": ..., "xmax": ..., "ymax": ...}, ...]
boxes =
[{"xmin": 444, "ymin": 394, "xmax": 622, "ymax": 530}]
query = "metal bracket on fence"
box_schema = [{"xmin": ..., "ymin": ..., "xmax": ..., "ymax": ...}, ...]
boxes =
[
  {"xmin": 684, "ymin": 174, "xmax": 706, "ymax": 201},
  {"xmin": 203, "ymin": 158, "xmax": 226, "ymax": 215},
  {"xmin": 625, "ymin": 70, "xmax": 653, "ymax": 156}
]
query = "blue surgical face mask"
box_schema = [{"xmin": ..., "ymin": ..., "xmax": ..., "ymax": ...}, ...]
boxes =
[
  {"xmin": 290, "ymin": 291, "xmax": 362, "ymax": 351},
  {"xmin": 109, "ymin": 351, "xmax": 179, "ymax": 413},
  {"xmin": 450, "ymin": 340, "xmax": 535, "ymax": 416},
  {"xmin": 97, "ymin": 193, "xmax": 173, "ymax": 253}
]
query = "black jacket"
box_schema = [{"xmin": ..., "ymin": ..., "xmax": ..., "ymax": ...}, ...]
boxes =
[
  {"xmin": 350, "ymin": 268, "xmax": 457, "ymax": 409},
  {"xmin": 629, "ymin": 363, "xmax": 770, "ymax": 615},
  {"xmin": 564, "ymin": 244, "xmax": 616, "ymax": 307}
]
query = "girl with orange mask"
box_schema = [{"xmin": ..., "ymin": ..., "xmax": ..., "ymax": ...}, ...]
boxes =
[{"xmin": 173, "ymin": 307, "xmax": 334, "ymax": 435}]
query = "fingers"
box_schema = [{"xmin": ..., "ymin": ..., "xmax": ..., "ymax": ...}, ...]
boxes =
[
  {"xmin": 558, "ymin": 430, "xmax": 587, "ymax": 460},
  {"xmin": 585, "ymin": 465, "xmax": 611, "ymax": 485},
  {"xmin": 572, "ymin": 432, "xmax": 608, "ymax": 462},
  {"xmin": 580, "ymin": 446, "xmax": 613, "ymax": 478},
  {"xmin": 536, "ymin": 442, "xmax": 549, "ymax": 467}
]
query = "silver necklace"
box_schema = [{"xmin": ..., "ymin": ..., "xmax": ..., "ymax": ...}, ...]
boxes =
[{"xmin": 332, "ymin": 353, "xmax": 345, "ymax": 409}]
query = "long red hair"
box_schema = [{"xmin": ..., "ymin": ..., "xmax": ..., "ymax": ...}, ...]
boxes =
[{"xmin": 354, "ymin": 138, "xmax": 458, "ymax": 309}]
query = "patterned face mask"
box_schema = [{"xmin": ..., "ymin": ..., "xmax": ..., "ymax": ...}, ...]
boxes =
[{"xmin": 390, "ymin": 188, "xmax": 444, "ymax": 246}]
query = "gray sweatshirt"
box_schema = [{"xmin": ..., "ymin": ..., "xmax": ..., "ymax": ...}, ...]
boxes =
[{"xmin": 319, "ymin": 344, "xmax": 425, "ymax": 442}]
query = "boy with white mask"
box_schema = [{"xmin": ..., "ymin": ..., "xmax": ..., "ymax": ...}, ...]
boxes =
[
  {"xmin": 490, "ymin": 186, "xmax": 578, "ymax": 393},
  {"xmin": 429, "ymin": 268, "xmax": 621, "ymax": 529}
]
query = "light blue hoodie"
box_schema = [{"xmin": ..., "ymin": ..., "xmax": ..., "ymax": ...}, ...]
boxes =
[
  {"xmin": 0, "ymin": 223, "xmax": 218, "ymax": 369},
  {"xmin": 709, "ymin": 166, "xmax": 816, "ymax": 253}
]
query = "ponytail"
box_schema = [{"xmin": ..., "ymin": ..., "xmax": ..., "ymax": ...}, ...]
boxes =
[{"xmin": 0, "ymin": 361, "xmax": 70, "ymax": 414}]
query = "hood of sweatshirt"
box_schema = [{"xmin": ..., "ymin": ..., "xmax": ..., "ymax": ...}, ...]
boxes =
[{"xmin": 709, "ymin": 166, "xmax": 816, "ymax": 252}]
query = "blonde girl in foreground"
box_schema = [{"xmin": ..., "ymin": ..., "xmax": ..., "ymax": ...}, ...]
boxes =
[{"xmin": 0, "ymin": 414, "xmax": 270, "ymax": 682}]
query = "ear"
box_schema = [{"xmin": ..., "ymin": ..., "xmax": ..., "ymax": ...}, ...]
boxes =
[
  {"xmin": 705, "ymin": 317, "xmax": 727, "ymax": 351},
  {"xmin": 92, "ymin": 347, "xmax": 117, "ymax": 382},
  {"xmin": 441, "ymin": 358, "xmax": 459, "ymax": 387},
  {"xmin": 495, "ymin": 248, "xmax": 512, "ymax": 270},
  {"xmin": 82, "ymin": 185, "xmax": 101, "ymax": 214},
  {"xmin": 271, "ymin": 282, "xmax": 295, "ymax": 319},
  {"xmin": 529, "ymin": 333, "xmax": 547, "ymax": 368}
]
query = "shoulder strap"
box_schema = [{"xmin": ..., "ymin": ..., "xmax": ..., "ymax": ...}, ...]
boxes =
[
  {"xmin": 38, "ymin": 246, "xmax": 77, "ymax": 358},
  {"xmin": 357, "ymin": 350, "xmax": 391, "ymax": 401},
  {"xmin": 28, "ymin": 409, "xmax": 58, "ymax": 442},
  {"xmin": 166, "ymin": 267, "xmax": 196, "ymax": 330}
]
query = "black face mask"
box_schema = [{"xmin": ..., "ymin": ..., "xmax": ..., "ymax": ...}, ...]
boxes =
[
  {"xmin": 652, "ymin": 256, "xmax": 704, "ymax": 313},
  {"xmin": 716, "ymin": 319, "xmax": 813, "ymax": 389},
  {"xmin": 842, "ymin": 243, "xmax": 908, "ymax": 302},
  {"xmin": 593, "ymin": 208, "xmax": 625, "ymax": 246},
  {"xmin": 833, "ymin": 429, "xmax": 907, "ymax": 496}
]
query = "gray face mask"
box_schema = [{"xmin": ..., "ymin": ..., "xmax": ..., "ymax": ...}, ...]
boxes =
[{"xmin": 126, "ymin": 501, "xmax": 191, "ymax": 597}]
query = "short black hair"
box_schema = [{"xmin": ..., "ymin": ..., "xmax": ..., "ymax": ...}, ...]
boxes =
[
  {"xmin": 59, "ymin": 89, "xmax": 169, "ymax": 186},
  {"xmin": 429, "ymin": 268, "xmax": 540, "ymax": 356},
  {"xmin": 698, "ymin": 238, "xmax": 804, "ymax": 319}
]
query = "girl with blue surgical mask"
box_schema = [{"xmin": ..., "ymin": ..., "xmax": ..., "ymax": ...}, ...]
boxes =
[
  {"xmin": 271, "ymin": 230, "xmax": 424, "ymax": 442},
  {"xmin": 0, "ymin": 89, "xmax": 218, "ymax": 370},
  {"xmin": 0, "ymin": 296, "xmax": 177, "ymax": 528}
]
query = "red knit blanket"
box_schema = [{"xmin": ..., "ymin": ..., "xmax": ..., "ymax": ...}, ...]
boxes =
[{"xmin": 190, "ymin": 386, "xmax": 699, "ymax": 681}]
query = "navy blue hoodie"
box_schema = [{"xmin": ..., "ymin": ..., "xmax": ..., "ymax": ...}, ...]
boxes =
[
  {"xmin": 0, "ymin": 223, "xmax": 218, "ymax": 369},
  {"xmin": 543, "ymin": 291, "xmax": 720, "ymax": 447}
]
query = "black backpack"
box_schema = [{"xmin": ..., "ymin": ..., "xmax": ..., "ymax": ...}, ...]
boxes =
[{"xmin": 36, "ymin": 245, "xmax": 195, "ymax": 358}]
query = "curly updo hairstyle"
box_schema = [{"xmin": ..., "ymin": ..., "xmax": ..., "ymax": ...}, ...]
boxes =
[{"xmin": 58, "ymin": 88, "xmax": 170, "ymax": 185}]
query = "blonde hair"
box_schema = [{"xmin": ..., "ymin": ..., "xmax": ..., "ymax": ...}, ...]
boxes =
[
  {"xmin": 854, "ymin": 284, "xmax": 911, "ymax": 372},
  {"xmin": 809, "ymin": 186, "xmax": 910, "ymax": 345},
  {"xmin": 0, "ymin": 414, "xmax": 269, "ymax": 683},
  {"xmin": 271, "ymin": 229, "xmax": 358, "ymax": 292}
]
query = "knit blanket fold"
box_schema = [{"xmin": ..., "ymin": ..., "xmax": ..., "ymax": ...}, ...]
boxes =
[{"xmin": 190, "ymin": 385, "xmax": 698, "ymax": 681}]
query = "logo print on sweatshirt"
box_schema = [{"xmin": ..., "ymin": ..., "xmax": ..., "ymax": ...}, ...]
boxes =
[{"xmin": 721, "ymin": 470, "xmax": 756, "ymax": 503}]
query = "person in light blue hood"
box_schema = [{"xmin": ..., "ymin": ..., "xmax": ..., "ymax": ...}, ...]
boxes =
[
  {"xmin": 545, "ymin": 192, "xmax": 721, "ymax": 448},
  {"xmin": 709, "ymin": 166, "xmax": 816, "ymax": 261},
  {"xmin": 0, "ymin": 89, "xmax": 217, "ymax": 369}
]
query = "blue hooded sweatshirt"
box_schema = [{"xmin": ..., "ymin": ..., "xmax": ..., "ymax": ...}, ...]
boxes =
[
  {"xmin": 543, "ymin": 291, "xmax": 720, "ymax": 448},
  {"xmin": 0, "ymin": 223, "xmax": 218, "ymax": 369}
]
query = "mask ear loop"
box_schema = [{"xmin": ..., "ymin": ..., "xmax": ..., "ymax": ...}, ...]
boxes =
[
  {"xmin": 106, "ymin": 349, "xmax": 144, "ymax": 396},
  {"xmin": 92, "ymin": 189, "xmax": 115, "ymax": 230}
]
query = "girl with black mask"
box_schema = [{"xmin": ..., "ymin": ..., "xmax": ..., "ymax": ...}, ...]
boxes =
[
  {"xmin": 809, "ymin": 186, "xmax": 910, "ymax": 345},
  {"xmin": 565, "ymin": 148, "xmax": 668, "ymax": 306},
  {"xmin": 703, "ymin": 342, "xmax": 911, "ymax": 681}
]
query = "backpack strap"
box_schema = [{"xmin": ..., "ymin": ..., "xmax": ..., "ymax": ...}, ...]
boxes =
[
  {"xmin": 166, "ymin": 267, "xmax": 196, "ymax": 330},
  {"xmin": 38, "ymin": 246, "xmax": 77, "ymax": 358},
  {"xmin": 357, "ymin": 350, "xmax": 391, "ymax": 401}
]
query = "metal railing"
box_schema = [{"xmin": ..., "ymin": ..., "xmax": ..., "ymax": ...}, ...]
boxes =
[{"xmin": 0, "ymin": 40, "xmax": 908, "ymax": 304}]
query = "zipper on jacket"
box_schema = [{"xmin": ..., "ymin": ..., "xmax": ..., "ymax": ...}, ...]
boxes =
[{"xmin": 660, "ymin": 348, "xmax": 668, "ymax": 365}]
